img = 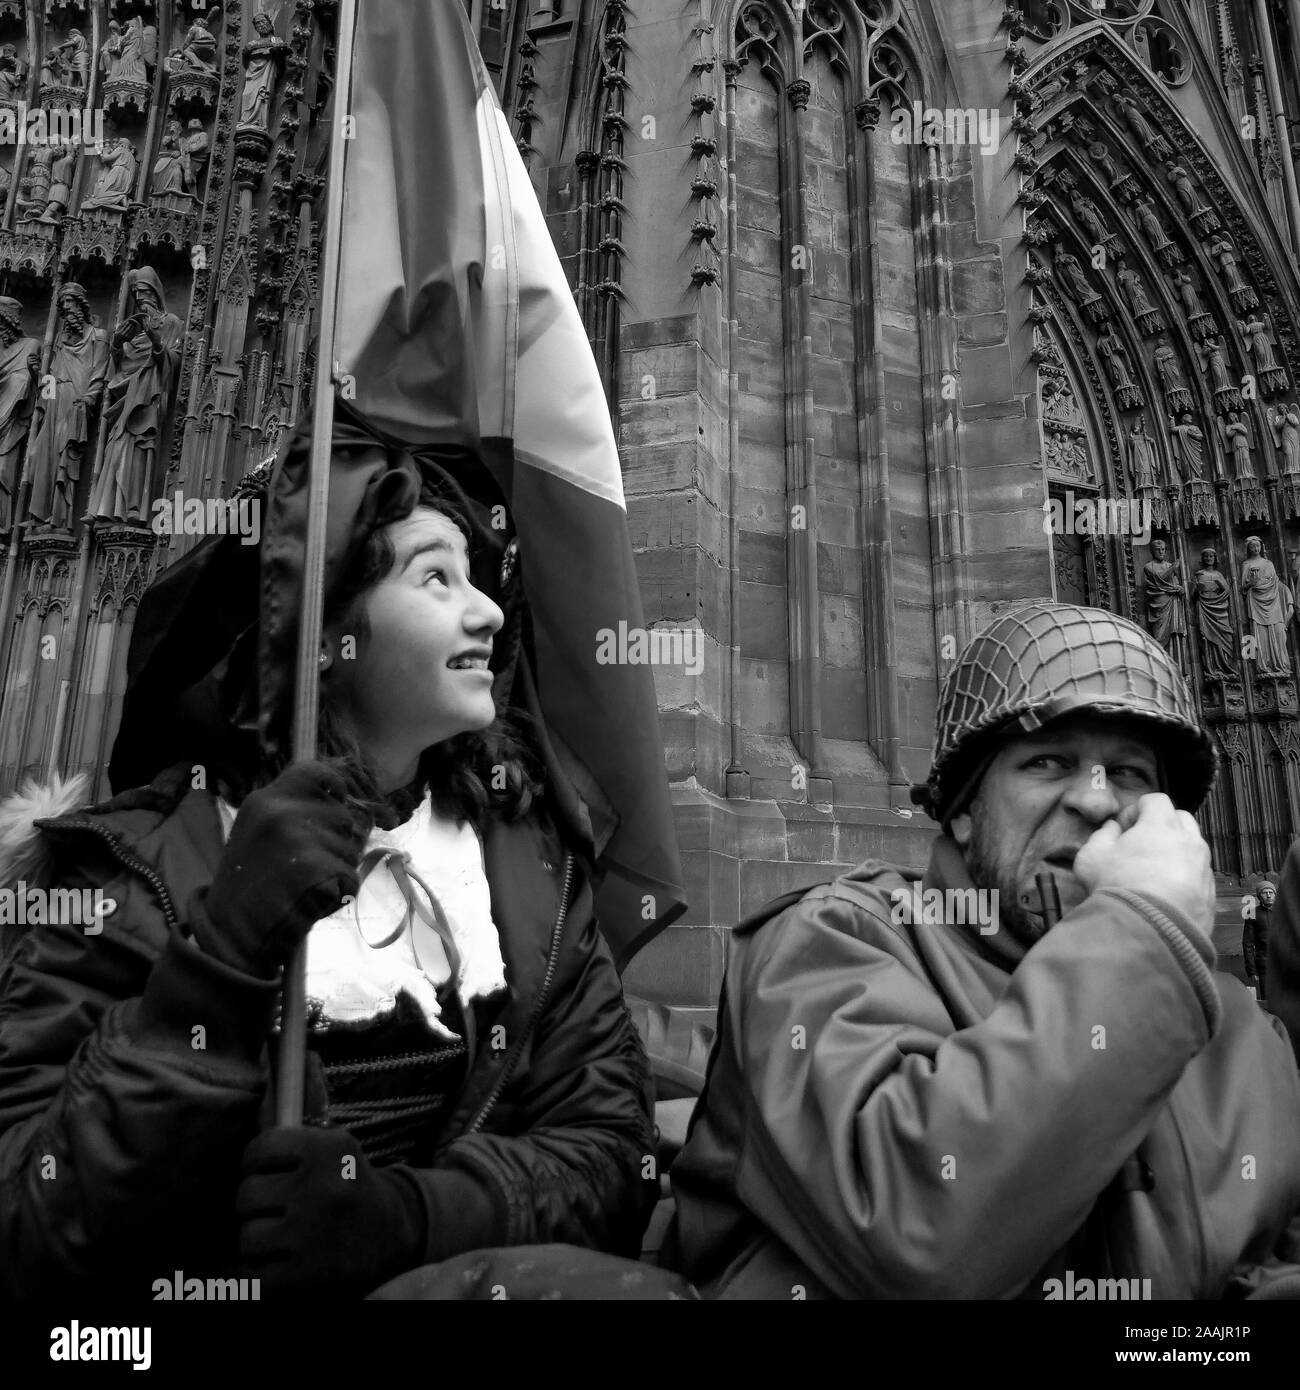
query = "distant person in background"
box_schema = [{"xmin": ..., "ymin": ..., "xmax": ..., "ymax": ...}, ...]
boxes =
[{"xmin": 1243, "ymin": 878, "xmax": 1276, "ymax": 1003}]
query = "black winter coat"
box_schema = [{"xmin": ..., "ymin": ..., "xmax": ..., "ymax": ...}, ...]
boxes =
[{"xmin": 0, "ymin": 763, "xmax": 657, "ymax": 1297}]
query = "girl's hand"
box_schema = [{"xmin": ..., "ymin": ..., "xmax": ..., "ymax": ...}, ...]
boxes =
[{"xmin": 188, "ymin": 759, "xmax": 370, "ymax": 978}]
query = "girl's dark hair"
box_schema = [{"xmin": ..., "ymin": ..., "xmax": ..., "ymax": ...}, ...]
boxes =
[{"xmin": 314, "ymin": 487, "xmax": 544, "ymax": 828}]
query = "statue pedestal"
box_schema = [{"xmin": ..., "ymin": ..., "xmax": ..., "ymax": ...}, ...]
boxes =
[
  {"xmin": 235, "ymin": 126, "xmax": 273, "ymax": 162},
  {"xmin": 1180, "ymin": 480, "xmax": 1218, "ymax": 529},
  {"xmin": 1281, "ymin": 479, "xmax": 1300, "ymax": 519},
  {"xmin": 1252, "ymin": 676, "xmax": 1298, "ymax": 717},
  {"xmin": 1203, "ymin": 676, "xmax": 1246, "ymax": 718},
  {"xmin": 149, "ymin": 191, "xmax": 197, "ymax": 215},
  {"xmin": 38, "ymin": 83, "xmax": 87, "ymax": 111},
  {"xmin": 1231, "ymin": 478, "xmax": 1270, "ymax": 524}
]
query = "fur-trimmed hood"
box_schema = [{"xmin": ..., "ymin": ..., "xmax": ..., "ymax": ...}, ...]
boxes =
[{"xmin": 0, "ymin": 773, "xmax": 91, "ymax": 892}]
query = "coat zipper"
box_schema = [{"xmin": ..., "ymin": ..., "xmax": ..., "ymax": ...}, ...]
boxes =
[
  {"xmin": 41, "ymin": 817, "xmax": 180, "ymax": 932},
  {"xmin": 463, "ymin": 852, "xmax": 574, "ymax": 1136}
]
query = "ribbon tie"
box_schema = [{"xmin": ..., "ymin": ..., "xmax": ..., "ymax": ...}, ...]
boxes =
[{"xmin": 353, "ymin": 846, "xmax": 477, "ymax": 1076}]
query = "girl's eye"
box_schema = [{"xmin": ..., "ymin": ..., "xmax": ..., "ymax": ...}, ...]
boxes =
[{"xmin": 423, "ymin": 568, "xmax": 447, "ymax": 586}]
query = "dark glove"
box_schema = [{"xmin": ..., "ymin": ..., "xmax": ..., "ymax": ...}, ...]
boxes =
[
  {"xmin": 189, "ymin": 759, "xmax": 369, "ymax": 979},
  {"xmin": 237, "ymin": 1126, "xmax": 427, "ymax": 1298}
]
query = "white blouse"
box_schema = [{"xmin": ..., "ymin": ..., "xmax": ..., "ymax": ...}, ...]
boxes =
[{"xmin": 215, "ymin": 791, "xmax": 507, "ymax": 1039}]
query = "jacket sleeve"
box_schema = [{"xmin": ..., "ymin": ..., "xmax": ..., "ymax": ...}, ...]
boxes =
[
  {"xmin": 0, "ymin": 867, "xmax": 279, "ymax": 1296},
  {"xmin": 1269, "ymin": 839, "xmax": 1300, "ymax": 1062},
  {"xmin": 725, "ymin": 882, "xmax": 1221, "ymax": 1300},
  {"xmin": 397, "ymin": 871, "xmax": 657, "ymax": 1263}
]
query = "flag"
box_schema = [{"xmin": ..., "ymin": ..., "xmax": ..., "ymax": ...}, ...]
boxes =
[{"xmin": 331, "ymin": 0, "xmax": 684, "ymax": 966}]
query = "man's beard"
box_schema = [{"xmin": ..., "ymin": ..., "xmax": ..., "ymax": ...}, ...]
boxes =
[{"xmin": 963, "ymin": 792, "xmax": 1048, "ymax": 951}]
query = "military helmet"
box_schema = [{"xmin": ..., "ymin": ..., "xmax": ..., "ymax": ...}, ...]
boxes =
[{"xmin": 915, "ymin": 601, "xmax": 1217, "ymax": 823}]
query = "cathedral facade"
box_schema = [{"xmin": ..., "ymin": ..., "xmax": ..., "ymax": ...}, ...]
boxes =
[{"xmin": 0, "ymin": 1, "xmax": 1296, "ymax": 1019}]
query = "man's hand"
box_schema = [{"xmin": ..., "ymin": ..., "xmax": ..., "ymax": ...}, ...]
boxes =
[
  {"xmin": 237, "ymin": 1126, "xmax": 426, "ymax": 1298},
  {"xmin": 1074, "ymin": 793, "xmax": 1216, "ymax": 941}
]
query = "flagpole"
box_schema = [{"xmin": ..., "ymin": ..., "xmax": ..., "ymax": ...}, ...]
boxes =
[{"xmin": 275, "ymin": 0, "xmax": 359, "ymax": 1127}]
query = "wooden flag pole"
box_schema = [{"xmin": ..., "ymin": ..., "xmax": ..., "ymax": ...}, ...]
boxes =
[{"xmin": 275, "ymin": 0, "xmax": 360, "ymax": 1126}]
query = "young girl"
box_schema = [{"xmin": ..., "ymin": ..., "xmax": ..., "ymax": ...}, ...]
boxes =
[{"xmin": 0, "ymin": 417, "xmax": 663, "ymax": 1298}]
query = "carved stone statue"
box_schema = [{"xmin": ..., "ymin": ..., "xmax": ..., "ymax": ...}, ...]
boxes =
[
  {"xmin": 88, "ymin": 268, "xmax": 183, "ymax": 525},
  {"xmin": 1151, "ymin": 339, "xmax": 1193, "ymax": 415},
  {"xmin": 1170, "ymin": 412, "xmax": 1206, "ymax": 481},
  {"xmin": 38, "ymin": 136, "xmax": 75, "ymax": 222},
  {"xmin": 151, "ymin": 120, "xmax": 187, "ymax": 197},
  {"xmin": 1131, "ymin": 196, "xmax": 1181, "ymax": 263},
  {"xmin": 1207, "ymin": 234, "xmax": 1258, "ymax": 310},
  {"xmin": 0, "ymin": 42, "xmax": 27, "ymax": 101},
  {"xmin": 1070, "ymin": 189, "xmax": 1110, "ymax": 246},
  {"xmin": 17, "ymin": 144, "xmax": 55, "ymax": 218},
  {"xmin": 167, "ymin": 9, "xmax": 219, "ymax": 74},
  {"xmin": 43, "ymin": 28, "xmax": 89, "ymax": 89},
  {"xmin": 1127, "ymin": 417, "xmax": 1160, "ymax": 490},
  {"xmin": 1052, "ymin": 245, "xmax": 1097, "ymax": 305},
  {"xmin": 1241, "ymin": 536, "xmax": 1293, "ymax": 676},
  {"xmin": 1097, "ymin": 323, "xmax": 1143, "ymax": 407},
  {"xmin": 1116, "ymin": 259, "xmax": 1161, "ymax": 329},
  {"xmin": 24, "ymin": 283, "xmax": 109, "ymax": 530},
  {"xmin": 0, "ymin": 297, "xmax": 40, "ymax": 533},
  {"xmin": 1223, "ymin": 411, "xmax": 1254, "ymax": 478},
  {"xmin": 238, "ymin": 11, "xmax": 289, "ymax": 132},
  {"xmin": 1171, "ymin": 268, "xmax": 1213, "ymax": 333},
  {"xmin": 1166, "ymin": 162, "xmax": 1218, "ymax": 231},
  {"xmin": 1240, "ymin": 314, "xmax": 1287, "ymax": 394},
  {"xmin": 1268, "ymin": 402, "xmax": 1300, "ymax": 476},
  {"xmin": 1200, "ymin": 335, "xmax": 1243, "ymax": 413},
  {"xmin": 1193, "ymin": 548, "xmax": 1237, "ymax": 679},
  {"xmin": 1087, "ymin": 141, "xmax": 1122, "ymax": 188},
  {"xmin": 182, "ymin": 119, "xmax": 210, "ymax": 193},
  {"xmin": 1142, "ymin": 539, "xmax": 1187, "ymax": 653},
  {"xmin": 1113, "ymin": 93, "xmax": 1172, "ymax": 157},
  {"xmin": 80, "ymin": 137, "xmax": 137, "ymax": 212}
]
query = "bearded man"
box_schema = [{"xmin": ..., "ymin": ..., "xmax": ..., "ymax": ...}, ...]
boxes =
[{"xmin": 667, "ymin": 603, "xmax": 1300, "ymax": 1299}]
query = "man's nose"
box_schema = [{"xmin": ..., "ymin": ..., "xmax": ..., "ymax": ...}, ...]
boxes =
[{"xmin": 1058, "ymin": 765, "xmax": 1123, "ymax": 823}]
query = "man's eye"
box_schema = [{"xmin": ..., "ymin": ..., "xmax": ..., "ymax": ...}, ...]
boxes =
[
  {"xmin": 1025, "ymin": 754, "xmax": 1069, "ymax": 770},
  {"xmin": 1113, "ymin": 765, "xmax": 1155, "ymax": 784}
]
